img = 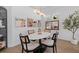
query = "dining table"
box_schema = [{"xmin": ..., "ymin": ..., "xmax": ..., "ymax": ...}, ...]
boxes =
[{"xmin": 28, "ymin": 32, "xmax": 51, "ymax": 53}]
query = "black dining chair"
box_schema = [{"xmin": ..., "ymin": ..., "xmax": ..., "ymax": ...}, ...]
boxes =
[
  {"xmin": 42, "ymin": 32, "xmax": 59, "ymax": 53},
  {"xmin": 19, "ymin": 33, "xmax": 40, "ymax": 53}
]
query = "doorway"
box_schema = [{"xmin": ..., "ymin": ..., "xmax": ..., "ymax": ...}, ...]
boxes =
[{"xmin": 0, "ymin": 7, "xmax": 7, "ymax": 49}]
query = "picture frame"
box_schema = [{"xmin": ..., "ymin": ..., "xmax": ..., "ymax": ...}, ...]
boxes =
[
  {"xmin": 27, "ymin": 18, "xmax": 37, "ymax": 27},
  {"xmin": 45, "ymin": 20, "xmax": 59, "ymax": 30},
  {"xmin": 15, "ymin": 18, "xmax": 26, "ymax": 27}
]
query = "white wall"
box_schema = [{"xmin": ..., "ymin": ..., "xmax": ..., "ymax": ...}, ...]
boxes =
[{"xmin": 10, "ymin": 6, "xmax": 39, "ymax": 47}]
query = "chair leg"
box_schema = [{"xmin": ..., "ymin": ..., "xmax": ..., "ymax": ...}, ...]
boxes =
[
  {"xmin": 22, "ymin": 49, "xmax": 23, "ymax": 53},
  {"xmin": 53, "ymin": 46, "xmax": 55, "ymax": 53},
  {"xmin": 55, "ymin": 45, "xmax": 57, "ymax": 53}
]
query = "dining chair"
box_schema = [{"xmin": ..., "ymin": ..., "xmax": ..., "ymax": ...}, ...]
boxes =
[
  {"xmin": 41, "ymin": 32, "xmax": 59, "ymax": 53},
  {"xmin": 28, "ymin": 30, "xmax": 36, "ymax": 42},
  {"xmin": 19, "ymin": 33, "xmax": 40, "ymax": 53},
  {"xmin": 43, "ymin": 29, "xmax": 51, "ymax": 40}
]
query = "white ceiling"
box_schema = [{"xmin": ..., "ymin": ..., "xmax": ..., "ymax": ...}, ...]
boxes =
[{"xmin": 30, "ymin": 6, "xmax": 79, "ymax": 16}]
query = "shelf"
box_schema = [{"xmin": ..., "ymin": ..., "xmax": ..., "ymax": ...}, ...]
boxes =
[
  {"xmin": 0, "ymin": 7, "xmax": 7, "ymax": 48},
  {"xmin": 0, "ymin": 26, "xmax": 5, "ymax": 28},
  {"xmin": 0, "ymin": 41, "xmax": 5, "ymax": 49},
  {"xmin": 0, "ymin": 34, "xmax": 3, "ymax": 37}
]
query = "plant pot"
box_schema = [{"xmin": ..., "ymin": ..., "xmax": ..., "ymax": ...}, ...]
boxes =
[{"xmin": 71, "ymin": 40, "xmax": 78, "ymax": 45}]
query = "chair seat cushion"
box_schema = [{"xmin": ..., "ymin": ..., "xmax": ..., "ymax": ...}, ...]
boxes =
[
  {"xmin": 42, "ymin": 39, "xmax": 54, "ymax": 46},
  {"xmin": 24, "ymin": 42, "xmax": 39, "ymax": 51}
]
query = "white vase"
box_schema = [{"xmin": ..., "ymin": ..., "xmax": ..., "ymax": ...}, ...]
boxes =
[{"xmin": 71, "ymin": 40, "xmax": 78, "ymax": 45}]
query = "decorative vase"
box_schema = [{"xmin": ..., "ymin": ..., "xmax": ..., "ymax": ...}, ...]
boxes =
[{"xmin": 71, "ymin": 40, "xmax": 78, "ymax": 45}]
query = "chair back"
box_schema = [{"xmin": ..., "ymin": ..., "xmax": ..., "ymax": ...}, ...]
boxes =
[
  {"xmin": 52, "ymin": 32, "xmax": 58, "ymax": 43},
  {"xmin": 19, "ymin": 33, "xmax": 30, "ymax": 50}
]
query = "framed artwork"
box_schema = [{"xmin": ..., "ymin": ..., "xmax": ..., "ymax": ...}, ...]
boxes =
[
  {"xmin": 45, "ymin": 20, "xmax": 59, "ymax": 30},
  {"xmin": 45, "ymin": 21, "xmax": 51, "ymax": 30},
  {"xmin": 15, "ymin": 18, "xmax": 26, "ymax": 27},
  {"xmin": 27, "ymin": 18, "xmax": 33, "ymax": 27},
  {"xmin": 27, "ymin": 18, "xmax": 37, "ymax": 27}
]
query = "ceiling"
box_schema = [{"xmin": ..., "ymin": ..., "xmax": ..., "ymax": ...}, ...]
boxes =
[{"xmin": 30, "ymin": 6, "xmax": 79, "ymax": 16}]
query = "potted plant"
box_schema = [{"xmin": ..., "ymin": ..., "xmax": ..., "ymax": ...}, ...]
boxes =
[
  {"xmin": 63, "ymin": 11, "xmax": 79, "ymax": 45},
  {"xmin": 53, "ymin": 16, "xmax": 57, "ymax": 19}
]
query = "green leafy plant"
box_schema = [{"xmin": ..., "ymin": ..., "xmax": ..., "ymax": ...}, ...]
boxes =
[
  {"xmin": 63, "ymin": 11, "xmax": 79, "ymax": 40},
  {"xmin": 53, "ymin": 16, "xmax": 57, "ymax": 19}
]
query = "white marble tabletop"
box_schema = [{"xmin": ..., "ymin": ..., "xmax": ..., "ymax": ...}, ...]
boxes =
[{"xmin": 29, "ymin": 32, "xmax": 51, "ymax": 40}]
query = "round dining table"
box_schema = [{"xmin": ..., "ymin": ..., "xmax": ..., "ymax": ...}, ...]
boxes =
[
  {"xmin": 29, "ymin": 32, "xmax": 51, "ymax": 40},
  {"xmin": 28, "ymin": 32, "xmax": 51, "ymax": 53}
]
